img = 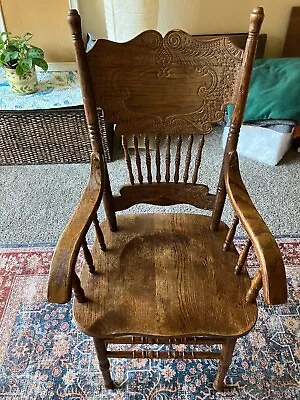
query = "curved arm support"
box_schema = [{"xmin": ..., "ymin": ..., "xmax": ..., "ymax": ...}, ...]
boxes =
[
  {"xmin": 225, "ymin": 151, "xmax": 287, "ymax": 305},
  {"xmin": 47, "ymin": 152, "xmax": 104, "ymax": 304}
]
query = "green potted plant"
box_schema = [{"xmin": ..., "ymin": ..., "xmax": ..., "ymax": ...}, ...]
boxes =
[{"xmin": 0, "ymin": 31, "xmax": 48, "ymax": 95}]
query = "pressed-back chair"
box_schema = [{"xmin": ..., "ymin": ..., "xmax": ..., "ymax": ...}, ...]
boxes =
[{"xmin": 48, "ymin": 7, "xmax": 287, "ymax": 392}]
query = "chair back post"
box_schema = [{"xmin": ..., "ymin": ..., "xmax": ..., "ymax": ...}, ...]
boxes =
[
  {"xmin": 211, "ymin": 7, "xmax": 264, "ymax": 231},
  {"xmin": 68, "ymin": 9, "xmax": 117, "ymax": 231},
  {"xmin": 68, "ymin": 9, "xmax": 102, "ymax": 154}
]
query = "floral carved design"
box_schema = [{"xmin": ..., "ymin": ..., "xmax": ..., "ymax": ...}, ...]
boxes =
[{"xmin": 88, "ymin": 30, "xmax": 244, "ymax": 135}]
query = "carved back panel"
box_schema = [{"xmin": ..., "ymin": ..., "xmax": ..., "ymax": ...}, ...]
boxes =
[
  {"xmin": 87, "ymin": 30, "xmax": 244, "ymax": 136},
  {"xmin": 68, "ymin": 7, "xmax": 264, "ymax": 227}
]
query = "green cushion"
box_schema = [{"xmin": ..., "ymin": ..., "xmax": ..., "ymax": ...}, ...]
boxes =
[{"xmin": 228, "ymin": 58, "xmax": 300, "ymax": 122}]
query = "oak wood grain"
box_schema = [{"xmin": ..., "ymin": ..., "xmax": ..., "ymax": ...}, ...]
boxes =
[
  {"xmin": 225, "ymin": 151, "xmax": 287, "ymax": 305},
  {"xmin": 113, "ymin": 183, "xmax": 216, "ymax": 212},
  {"xmin": 87, "ymin": 30, "xmax": 244, "ymax": 136},
  {"xmin": 73, "ymin": 213, "xmax": 257, "ymax": 338},
  {"xmin": 47, "ymin": 152, "xmax": 103, "ymax": 304},
  {"xmin": 46, "ymin": 7, "xmax": 281, "ymax": 393},
  {"xmin": 211, "ymin": 7, "xmax": 264, "ymax": 230}
]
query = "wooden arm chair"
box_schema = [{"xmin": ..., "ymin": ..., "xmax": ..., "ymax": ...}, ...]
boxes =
[{"xmin": 48, "ymin": 7, "xmax": 287, "ymax": 392}]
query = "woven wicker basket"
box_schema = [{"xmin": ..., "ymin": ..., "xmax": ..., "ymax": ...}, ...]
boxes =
[{"xmin": 0, "ymin": 106, "xmax": 111, "ymax": 165}]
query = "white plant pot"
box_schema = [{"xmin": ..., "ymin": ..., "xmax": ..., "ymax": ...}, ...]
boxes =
[{"xmin": 5, "ymin": 67, "xmax": 38, "ymax": 95}]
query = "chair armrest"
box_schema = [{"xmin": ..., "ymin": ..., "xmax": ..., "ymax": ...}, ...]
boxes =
[
  {"xmin": 225, "ymin": 151, "xmax": 287, "ymax": 305},
  {"xmin": 47, "ymin": 152, "xmax": 104, "ymax": 304}
]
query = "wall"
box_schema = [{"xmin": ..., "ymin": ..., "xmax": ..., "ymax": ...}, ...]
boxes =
[
  {"xmin": 80, "ymin": 0, "xmax": 300, "ymax": 58},
  {"xmin": 102, "ymin": 0, "xmax": 159, "ymax": 41},
  {"xmin": 1, "ymin": 0, "xmax": 298, "ymax": 61},
  {"xmin": 156, "ymin": 0, "xmax": 300, "ymax": 57},
  {"xmin": 78, "ymin": 0, "xmax": 107, "ymax": 40},
  {"xmin": 0, "ymin": 0, "xmax": 74, "ymax": 62}
]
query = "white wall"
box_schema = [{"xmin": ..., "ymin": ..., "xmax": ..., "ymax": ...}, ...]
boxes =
[{"xmin": 79, "ymin": 0, "xmax": 300, "ymax": 57}]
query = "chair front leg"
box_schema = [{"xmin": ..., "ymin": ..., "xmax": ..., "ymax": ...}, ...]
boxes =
[
  {"xmin": 93, "ymin": 338, "xmax": 115, "ymax": 389},
  {"xmin": 213, "ymin": 338, "xmax": 237, "ymax": 391}
]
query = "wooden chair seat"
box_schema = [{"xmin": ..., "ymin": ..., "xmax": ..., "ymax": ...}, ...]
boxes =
[{"xmin": 74, "ymin": 213, "xmax": 257, "ymax": 338}]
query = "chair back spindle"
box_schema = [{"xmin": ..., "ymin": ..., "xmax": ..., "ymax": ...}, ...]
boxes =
[
  {"xmin": 93, "ymin": 216, "xmax": 107, "ymax": 251},
  {"xmin": 155, "ymin": 136, "xmax": 161, "ymax": 183},
  {"xmin": 183, "ymin": 135, "xmax": 194, "ymax": 183},
  {"xmin": 192, "ymin": 135, "xmax": 205, "ymax": 185},
  {"xmin": 174, "ymin": 135, "xmax": 182, "ymax": 184},
  {"xmin": 165, "ymin": 134, "xmax": 171, "ymax": 183},
  {"xmin": 116, "ymin": 133, "xmax": 219, "ymax": 212},
  {"xmin": 72, "ymin": 272, "xmax": 86, "ymax": 303},
  {"xmin": 133, "ymin": 135, "xmax": 143, "ymax": 184},
  {"xmin": 144, "ymin": 135, "xmax": 152, "ymax": 184},
  {"xmin": 81, "ymin": 238, "xmax": 96, "ymax": 274},
  {"xmin": 122, "ymin": 136, "xmax": 135, "ymax": 185}
]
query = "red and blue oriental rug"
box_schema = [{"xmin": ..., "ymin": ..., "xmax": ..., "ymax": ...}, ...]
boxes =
[{"xmin": 0, "ymin": 237, "xmax": 299, "ymax": 399}]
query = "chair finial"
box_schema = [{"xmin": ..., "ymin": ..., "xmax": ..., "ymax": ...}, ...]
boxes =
[
  {"xmin": 68, "ymin": 9, "xmax": 82, "ymax": 38},
  {"xmin": 249, "ymin": 7, "xmax": 264, "ymax": 34}
]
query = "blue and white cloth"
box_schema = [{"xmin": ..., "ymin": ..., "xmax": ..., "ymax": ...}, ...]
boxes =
[{"xmin": 0, "ymin": 70, "xmax": 83, "ymax": 110}]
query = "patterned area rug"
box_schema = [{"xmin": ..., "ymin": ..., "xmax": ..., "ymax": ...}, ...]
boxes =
[{"xmin": 0, "ymin": 238, "xmax": 299, "ymax": 399}]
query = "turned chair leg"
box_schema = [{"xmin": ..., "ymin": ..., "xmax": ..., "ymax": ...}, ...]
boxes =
[
  {"xmin": 93, "ymin": 338, "xmax": 115, "ymax": 389},
  {"xmin": 213, "ymin": 338, "xmax": 237, "ymax": 392}
]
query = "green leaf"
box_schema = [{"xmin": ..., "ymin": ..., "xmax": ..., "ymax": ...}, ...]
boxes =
[
  {"xmin": 19, "ymin": 57, "xmax": 33, "ymax": 70},
  {"xmin": 6, "ymin": 44, "xmax": 18, "ymax": 52},
  {"xmin": 4, "ymin": 51, "xmax": 18, "ymax": 64},
  {"xmin": 23, "ymin": 32, "xmax": 33, "ymax": 41},
  {"xmin": 28, "ymin": 46, "xmax": 44, "ymax": 58},
  {"xmin": 0, "ymin": 31, "xmax": 9, "ymax": 39},
  {"xmin": 33, "ymin": 58, "xmax": 48, "ymax": 71},
  {"xmin": 16, "ymin": 64, "xmax": 25, "ymax": 76},
  {"xmin": 10, "ymin": 51, "xmax": 18, "ymax": 59},
  {"xmin": 10, "ymin": 38, "xmax": 21, "ymax": 48},
  {"xmin": 0, "ymin": 31, "xmax": 48, "ymax": 75},
  {"xmin": 4, "ymin": 52, "xmax": 16, "ymax": 63},
  {"xmin": 0, "ymin": 53, "xmax": 5, "ymax": 66}
]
